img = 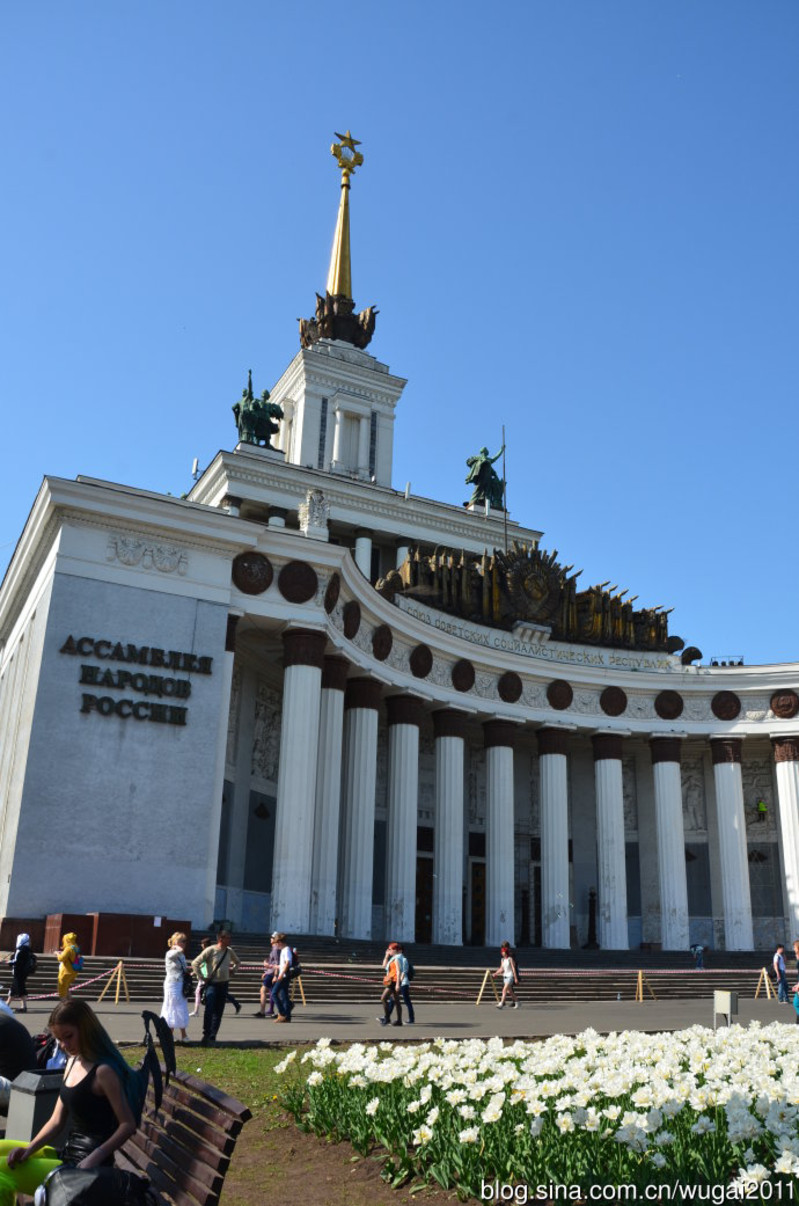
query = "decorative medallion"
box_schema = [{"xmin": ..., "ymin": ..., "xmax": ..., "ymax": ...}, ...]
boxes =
[
  {"xmin": 655, "ymin": 690, "xmax": 684, "ymax": 720},
  {"xmin": 451, "ymin": 659, "xmax": 476, "ymax": 693},
  {"xmin": 711, "ymin": 691, "xmax": 741, "ymax": 721},
  {"xmin": 324, "ymin": 572, "xmax": 341, "ymax": 613},
  {"xmin": 372, "ymin": 624, "xmax": 393, "ymax": 662},
  {"xmin": 771, "ymin": 690, "xmax": 799, "ymax": 720},
  {"xmin": 342, "ymin": 600, "xmax": 361, "ymax": 640},
  {"xmin": 231, "ymin": 551, "xmax": 274, "ymax": 595},
  {"xmin": 546, "ymin": 680, "xmax": 573, "ymax": 711},
  {"xmin": 600, "ymin": 686, "xmax": 627, "ymax": 717},
  {"xmin": 278, "ymin": 560, "xmax": 318, "ymax": 604},
  {"xmin": 409, "ymin": 644, "xmax": 433, "ymax": 679},
  {"xmin": 497, "ymin": 671, "xmax": 523, "ymax": 704}
]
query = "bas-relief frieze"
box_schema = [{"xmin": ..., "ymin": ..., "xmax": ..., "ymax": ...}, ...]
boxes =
[
  {"xmin": 624, "ymin": 694, "xmax": 655, "ymax": 720},
  {"xmin": 681, "ymin": 757, "xmax": 707, "ymax": 833},
  {"xmin": 742, "ymin": 759, "xmax": 776, "ymax": 834},
  {"xmin": 251, "ymin": 682, "xmax": 282, "ymax": 783},
  {"xmin": 572, "ymin": 689, "xmax": 601, "ymax": 716},
  {"xmin": 744, "ymin": 697, "xmax": 770, "ymax": 722},
  {"xmin": 225, "ymin": 666, "xmax": 242, "ymax": 774},
  {"xmin": 473, "ymin": 671, "xmax": 497, "ymax": 701},
  {"xmin": 106, "ymin": 532, "xmax": 189, "ymax": 575},
  {"xmin": 622, "ymin": 757, "xmax": 638, "ymax": 831},
  {"xmin": 522, "ymin": 682, "xmax": 547, "ymax": 710}
]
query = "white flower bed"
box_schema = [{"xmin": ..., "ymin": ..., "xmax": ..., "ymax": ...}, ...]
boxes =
[{"xmin": 277, "ymin": 1025, "xmax": 799, "ymax": 1196}]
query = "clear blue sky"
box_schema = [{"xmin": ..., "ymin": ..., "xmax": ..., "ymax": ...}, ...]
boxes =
[{"xmin": 2, "ymin": 3, "xmax": 798, "ymax": 664}]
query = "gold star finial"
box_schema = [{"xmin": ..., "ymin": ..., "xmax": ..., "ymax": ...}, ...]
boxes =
[{"xmin": 331, "ymin": 130, "xmax": 364, "ymax": 180}]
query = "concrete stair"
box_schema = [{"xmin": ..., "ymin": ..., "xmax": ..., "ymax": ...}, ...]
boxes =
[{"xmin": 11, "ymin": 943, "xmax": 782, "ymax": 1010}]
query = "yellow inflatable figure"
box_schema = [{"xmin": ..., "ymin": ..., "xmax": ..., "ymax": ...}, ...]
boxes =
[
  {"xmin": 0, "ymin": 1139, "xmax": 61, "ymax": 1205},
  {"xmin": 57, "ymin": 933, "xmax": 80, "ymax": 998}
]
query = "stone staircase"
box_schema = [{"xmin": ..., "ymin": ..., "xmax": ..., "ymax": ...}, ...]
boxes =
[{"xmin": 11, "ymin": 942, "xmax": 780, "ymax": 1009}]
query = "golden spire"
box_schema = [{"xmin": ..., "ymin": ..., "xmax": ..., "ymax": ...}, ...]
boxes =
[{"xmin": 326, "ymin": 130, "xmax": 364, "ymax": 298}]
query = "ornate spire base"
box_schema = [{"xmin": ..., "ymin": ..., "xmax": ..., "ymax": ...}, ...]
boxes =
[{"xmin": 299, "ymin": 291, "xmax": 377, "ymax": 350}]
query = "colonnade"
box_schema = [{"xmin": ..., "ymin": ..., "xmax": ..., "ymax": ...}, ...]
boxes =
[{"xmin": 267, "ymin": 629, "xmax": 799, "ymax": 949}]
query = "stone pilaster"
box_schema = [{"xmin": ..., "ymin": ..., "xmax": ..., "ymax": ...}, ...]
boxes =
[
  {"xmin": 309, "ymin": 656, "xmax": 349, "ymax": 936},
  {"xmin": 270, "ymin": 629, "xmax": 327, "ymax": 934},
  {"xmin": 339, "ymin": 677, "xmax": 382, "ymax": 939},
  {"xmin": 484, "ymin": 721, "xmax": 516, "ymax": 947},
  {"xmin": 773, "ymin": 736, "xmax": 799, "ymax": 939},
  {"xmin": 592, "ymin": 734, "xmax": 629, "ymax": 950},
  {"xmin": 354, "ymin": 529, "xmax": 372, "ymax": 578},
  {"xmin": 538, "ymin": 728, "xmax": 571, "ymax": 950},
  {"xmin": 650, "ymin": 737, "xmax": 690, "ymax": 950},
  {"xmin": 433, "ymin": 709, "xmax": 468, "ymax": 946},
  {"xmin": 385, "ymin": 695, "xmax": 423, "ymax": 941},
  {"xmin": 711, "ymin": 738, "xmax": 754, "ymax": 950}
]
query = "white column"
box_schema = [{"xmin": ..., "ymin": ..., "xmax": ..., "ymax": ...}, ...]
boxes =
[
  {"xmin": 711, "ymin": 738, "xmax": 754, "ymax": 950},
  {"xmin": 774, "ymin": 737, "xmax": 799, "ymax": 938},
  {"xmin": 385, "ymin": 695, "xmax": 422, "ymax": 941},
  {"xmin": 270, "ymin": 629, "xmax": 327, "ymax": 934},
  {"xmin": 309, "ymin": 657, "xmax": 348, "ymax": 936},
  {"xmin": 339, "ymin": 678, "xmax": 381, "ymax": 939},
  {"xmin": 592, "ymin": 734, "xmax": 629, "ymax": 950},
  {"xmin": 650, "ymin": 737, "xmax": 690, "ymax": 950},
  {"xmin": 331, "ymin": 407, "xmax": 344, "ymax": 466},
  {"xmin": 354, "ymin": 529, "xmax": 372, "ymax": 578},
  {"xmin": 433, "ymin": 710, "xmax": 467, "ymax": 945},
  {"xmin": 203, "ymin": 616, "xmax": 239, "ymax": 925},
  {"xmin": 539, "ymin": 729, "xmax": 571, "ymax": 949},
  {"xmin": 396, "ymin": 541, "xmax": 410, "ymax": 570},
  {"xmin": 484, "ymin": 721, "xmax": 516, "ymax": 947},
  {"xmin": 358, "ymin": 414, "xmax": 370, "ymax": 472}
]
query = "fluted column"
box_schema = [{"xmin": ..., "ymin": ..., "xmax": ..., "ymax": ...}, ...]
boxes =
[
  {"xmin": 395, "ymin": 540, "xmax": 410, "ymax": 570},
  {"xmin": 711, "ymin": 738, "xmax": 754, "ymax": 950},
  {"xmin": 354, "ymin": 529, "xmax": 372, "ymax": 578},
  {"xmin": 650, "ymin": 737, "xmax": 690, "ymax": 950},
  {"xmin": 773, "ymin": 736, "xmax": 799, "ymax": 938},
  {"xmin": 433, "ymin": 709, "xmax": 467, "ymax": 946},
  {"xmin": 592, "ymin": 734, "xmax": 629, "ymax": 950},
  {"xmin": 358, "ymin": 414, "xmax": 370, "ymax": 471},
  {"xmin": 339, "ymin": 677, "xmax": 382, "ymax": 939},
  {"xmin": 309, "ymin": 656, "xmax": 349, "ymax": 936},
  {"xmin": 270, "ymin": 629, "xmax": 327, "ymax": 934},
  {"xmin": 484, "ymin": 720, "xmax": 516, "ymax": 946},
  {"xmin": 538, "ymin": 728, "xmax": 571, "ymax": 949},
  {"xmin": 385, "ymin": 695, "xmax": 423, "ymax": 941}
]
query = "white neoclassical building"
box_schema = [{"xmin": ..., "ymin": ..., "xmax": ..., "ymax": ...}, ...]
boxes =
[{"xmin": 2, "ymin": 137, "xmax": 799, "ymax": 951}]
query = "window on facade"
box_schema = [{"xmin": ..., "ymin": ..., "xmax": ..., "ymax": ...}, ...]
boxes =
[
  {"xmin": 244, "ymin": 791, "xmax": 276, "ymax": 892},
  {"xmin": 685, "ymin": 844, "xmax": 712, "ymax": 916},
  {"xmin": 317, "ymin": 398, "xmax": 328, "ymax": 469},
  {"xmin": 748, "ymin": 843, "xmax": 782, "ymax": 918}
]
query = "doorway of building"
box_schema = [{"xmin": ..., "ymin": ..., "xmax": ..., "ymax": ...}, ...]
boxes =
[
  {"xmin": 415, "ymin": 856, "xmax": 433, "ymax": 943},
  {"xmin": 470, "ymin": 860, "xmax": 486, "ymax": 945}
]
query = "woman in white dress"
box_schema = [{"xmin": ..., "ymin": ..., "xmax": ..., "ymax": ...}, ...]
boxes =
[{"xmin": 161, "ymin": 932, "xmax": 190, "ymax": 1042}]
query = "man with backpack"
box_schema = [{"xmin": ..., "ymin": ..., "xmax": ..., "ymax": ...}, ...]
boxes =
[{"xmin": 271, "ymin": 933, "xmax": 295, "ymax": 1023}]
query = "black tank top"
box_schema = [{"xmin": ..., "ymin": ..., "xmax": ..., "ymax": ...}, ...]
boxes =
[{"xmin": 59, "ymin": 1061, "xmax": 118, "ymax": 1146}]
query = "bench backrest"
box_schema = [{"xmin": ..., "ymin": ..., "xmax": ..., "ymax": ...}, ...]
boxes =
[{"xmin": 117, "ymin": 1068, "xmax": 252, "ymax": 1206}]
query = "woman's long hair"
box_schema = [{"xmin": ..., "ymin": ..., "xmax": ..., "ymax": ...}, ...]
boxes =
[{"xmin": 49, "ymin": 998, "xmax": 140, "ymax": 1118}]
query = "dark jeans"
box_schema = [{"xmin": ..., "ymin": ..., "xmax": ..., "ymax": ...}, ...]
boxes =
[
  {"xmin": 203, "ymin": 981, "xmax": 228, "ymax": 1040},
  {"xmin": 273, "ymin": 977, "xmax": 292, "ymax": 1019},
  {"xmin": 778, "ymin": 971, "xmax": 789, "ymax": 1003},
  {"xmin": 387, "ymin": 984, "xmax": 415, "ymax": 1023}
]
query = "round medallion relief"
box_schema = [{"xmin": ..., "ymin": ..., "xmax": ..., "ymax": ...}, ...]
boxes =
[
  {"xmin": 771, "ymin": 690, "xmax": 799, "ymax": 720},
  {"xmin": 547, "ymin": 679, "xmax": 573, "ymax": 711},
  {"xmin": 372, "ymin": 624, "xmax": 393, "ymax": 662},
  {"xmin": 342, "ymin": 600, "xmax": 361, "ymax": 640},
  {"xmin": 231, "ymin": 551, "xmax": 273, "ymax": 595},
  {"xmin": 324, "ymin": 572, "xmax": 341, "ymax": 614},
  {"xmin": 600, "ymin": 686, "xmax": 627, "ymax": 717},
  {"xmin": 655, "ymin": 690, "xmax": 684, "ymax": 720},
  {"xmin": 451, "ymin": 659, "xmax": 475, "ymax": 693},
  {"xmin": 497, "ymin": 671, "xmax": 523, "ymax": 704},
  {"xmin": 278, "ymin": 560, "xmax": 318, "ymax": 604},
  {"xmin": 409, "ymin": 644, "xmax": 433, "ymax": 679},
  {"xmin": 711, "ymin": 690, "xmax": 741, "ymax": 721}
]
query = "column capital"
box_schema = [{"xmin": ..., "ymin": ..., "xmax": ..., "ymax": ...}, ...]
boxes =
[
  {"xmin": 344, "ymin": 677, "xmax": 382, "ymax": 712},
  {"xmin": 322, "ymin": 655, "xmax": 350, "ymax": 692},
  {"xmin": 483, "ymin": 720, "xmax": 517, "ymax": 750},
  {"xmin": 592, "ymin": 733, "xmax": 623, "ymax": 762},
  {"xmin": 650, "ymin": 736, "xmax": 682, "ymax": 765},
  {"xmin": 432, "ymin": 709, "xmax": 469, "ymax": 740},
  {"xmin": 773, "ymin": 736, "xmax": 799, "ymax": 763},
  {"xmin": 282, "ymin": 627, "xmax": 327, "ymax": 669},
  {"xmin": 386, "ymin": 694, "xmax": 424, "ymax": 728},
  {"xmin": 537, "ymin": 727, "xmax": 570, "ymax": 757},
  {"xmin": 711, "ymin": 737, "xmax": 743, "ymax": 765}
]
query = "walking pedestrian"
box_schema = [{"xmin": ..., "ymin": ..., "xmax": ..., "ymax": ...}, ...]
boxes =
[
  {"xmin": 378, "ymin": 943, "xmax": 402, "ymax": 1027},
  {"xmin": 493, "ymin": 942, "xmax": 519, "ymax": 1008}
]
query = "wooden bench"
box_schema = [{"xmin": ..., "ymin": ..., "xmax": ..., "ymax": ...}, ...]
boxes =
[{"xmin": 116, "ymin": 1068, "xmax": 252, "ymax": 1206}]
